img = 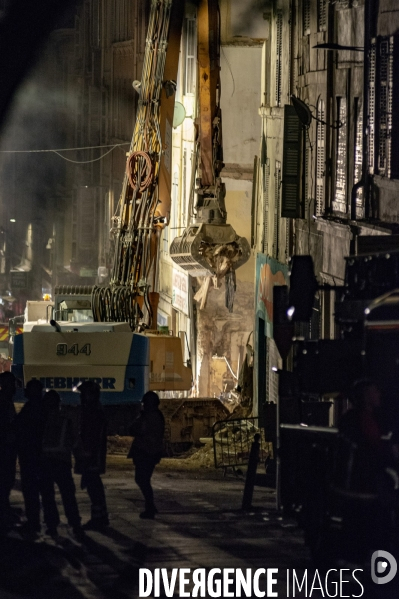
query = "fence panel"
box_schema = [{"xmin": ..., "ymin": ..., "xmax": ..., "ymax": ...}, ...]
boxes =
[{"xmin": 212, "ymin": 417, "xmax": 272, "ymax": 471}]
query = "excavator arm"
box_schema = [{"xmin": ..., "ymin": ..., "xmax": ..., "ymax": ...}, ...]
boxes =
[{"xmin": 92, "ymin": 0, "xmax": 249, "ymax": 328}]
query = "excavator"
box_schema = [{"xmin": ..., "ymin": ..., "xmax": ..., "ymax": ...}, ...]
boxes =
[{"xmin": 11, "ymin": 0, "xmax": 250, "ymax": 418}]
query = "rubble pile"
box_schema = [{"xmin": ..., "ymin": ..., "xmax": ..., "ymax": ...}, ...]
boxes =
[
  {"xmin": 184, "ymin": 439, "xmax": 215, "ymax": 468},
  {"xmin": 107, "ymin": 435, "xmax": 132, "ymax": 455}
]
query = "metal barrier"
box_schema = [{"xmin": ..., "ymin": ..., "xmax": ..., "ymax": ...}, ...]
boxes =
[{"xmin": 212, "ymin": 417, "xmax": 272, "ymax": 473}]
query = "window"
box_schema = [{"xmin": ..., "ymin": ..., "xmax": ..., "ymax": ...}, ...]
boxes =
[
  {"xmin": 354, "ymin": 98, "xmax": 364, "ymax": 218},
  {"xmin": 184, "ymin": 17, "xmax": 196, "ymax": 96},
  {"xmin": 368, "ymin": 39, "xmax": 377, "ymax": 173},
  {"xmin": 273, "ymin": 161, "xmax": 281, "ymax": 259},
  {"xmin": 172, "ymin": 170, "xmax": 179, "ymax": 231},
  {"xmin": 369, "ymin": 35, "xmax": 399, "ymax": 179},
  {"xmin": 333, "ymin": 97, "xmax": 347, "ymax": 213},
  {"xmin": 275, "ymin": 11, "xmax": 283, "ymax": 107},
  {"xmin": 263, "ymin": 158, "xmax": 270, "ymax": 254},
  {"xmin": 378, "ymin": 39, "xmax": 390, "ymax": 175},
  {"xmin": 281, "ymin": 105, "xmax": 304, "ymax": 218},
  {"xmin": 163, "ymin": 225, "xmax": 169, "ymax": 255},
  {"xmin": 377, "ymin": 37, "xmax": 395, "ymax": 177},
  {"xmin": 317, "ymin": 0, "xmax": 327, "ymax": 32},
  {"xmin": 112, "ymin": 0, "xmax": 133, "ymax": 43},
  {"xmin": 182, "ymin": 149, "xmax": 187, "ymax": 225},
  {"xmin": 303, "ymin": 0, "xmax": 310, "ymax": 36},
  {"xmin": 316, "ymin": 99, "xmax": 325, "ymax": 216}
]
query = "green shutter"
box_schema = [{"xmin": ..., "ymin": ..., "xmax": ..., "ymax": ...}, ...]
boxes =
[{"xmin": 282, "ymin": 105, "xmax": 304, "ymax": 218}]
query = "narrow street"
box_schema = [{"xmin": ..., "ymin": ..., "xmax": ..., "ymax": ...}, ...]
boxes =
[{"xmin": 2, "ymin": 459, "xmax": 315, "ymax": 599}]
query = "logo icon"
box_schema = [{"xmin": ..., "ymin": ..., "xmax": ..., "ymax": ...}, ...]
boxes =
[{"xmin": 371, "ymin": 550, "xmax": 397, "ymax": 585}]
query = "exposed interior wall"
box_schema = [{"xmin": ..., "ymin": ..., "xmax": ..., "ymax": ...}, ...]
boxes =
[{"xmin": 196, "ymin": 179, "xmax": 255, "ymax": 398}]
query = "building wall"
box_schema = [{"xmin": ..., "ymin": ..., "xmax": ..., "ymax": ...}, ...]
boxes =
[
  {"xmin": 253, "ymin": 0, "xmax": 399, "ymax": 418},
  {"xmin": 57, "ymin": 0, "xmax": 148, "ymax": 285}
]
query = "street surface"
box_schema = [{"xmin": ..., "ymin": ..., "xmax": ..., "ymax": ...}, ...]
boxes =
[{"xmin": 0, "ymin": 458, "xmax": 389, "ymax": 598}]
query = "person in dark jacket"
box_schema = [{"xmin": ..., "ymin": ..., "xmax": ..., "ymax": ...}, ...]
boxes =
[
  {"xmin": 39, "ymin": 390, "xmax": 83, "ymax": 539},
  {"xmin": 336, "ymin": 379, "xmax": 397, "ymax": 555},
  {"xmin": 0, "ymin": 371, "xmax": 17, "ymax": 533},
  {"xmin": 16, "ymin": 378, "xmax": 44, "ymax": 536},
  {"xmin": 75, "ymin": 381, "xmax": 108, "ymax": 531},
  {"xmin": 128, "ymin": 391, "xmax": 165, "ymax": 519}
]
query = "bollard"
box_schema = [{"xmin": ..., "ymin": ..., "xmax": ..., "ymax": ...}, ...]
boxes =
[{"xmin": 242, "ymin": 433, "xmax": 260, "ymax": 510}]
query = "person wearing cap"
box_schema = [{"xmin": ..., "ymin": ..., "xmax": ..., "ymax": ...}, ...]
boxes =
[
  {"xmin": 128, "ymin": 391, "xmax": 165, "ymax": 519},
  {"xmin": 16, "ymin": 378, "xmax": 45, "ymax": 537},
  {"xmin": 75, "ymin": 381, "xmax": 109, "ymax": 531},
  {"xmin": 0, "ymin": 371, "xmax": 18, "ymax": 534},
  {"xmin": 39, "ymin": 390, "xmax": 83, "ymax": 539}
]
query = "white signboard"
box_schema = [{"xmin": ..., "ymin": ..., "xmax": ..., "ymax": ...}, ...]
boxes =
[{"xmin": 172, "ymin": 269, "xmax": 189, "ymax": 316}]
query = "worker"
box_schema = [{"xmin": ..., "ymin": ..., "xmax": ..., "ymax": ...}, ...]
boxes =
[
  {"xmin": 16, "ymin": 378, "xmax": 44, "ymax": 537},
  {"xmin": 39, "ymin": 390, "xmax": 83, "ymax": 539},
  {"xmin": 336, "ymin": 379, "xmax": 397, "ymax": 556},
  {"xmin": 128, "ymin": 391, "xmax": 165, "ymax": 519},
  {"xmin": 0, "ymin": 371, "xmax": 18, "ymax": 534},
  {"xmin": 338, "ymin": 379, "xmax": 388, "ymax": 467},
  {"xmin": 75, "ymin": 381, "xmax": 109, "ymax": 531}
]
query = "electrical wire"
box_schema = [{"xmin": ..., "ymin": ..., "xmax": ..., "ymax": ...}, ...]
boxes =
[
  {"xmin": 0, "ymin": 143, "xmax": 130, "ymax": 163},
  {"xmin": 0, "ymin": 142, "xmax": 130, "ymax": 153},
  {"xmin": 52, "ymin": 146, "xmax": 122, "ymax": 164}
]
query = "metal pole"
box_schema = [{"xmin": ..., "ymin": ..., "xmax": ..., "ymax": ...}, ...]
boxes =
[
  {"xmin": 276, "ymin": 378, "xmax": 281, "ymax": 511},
  {"xmin": 242, "ymin": 433, "xmax": 260, "ymax": 510}
]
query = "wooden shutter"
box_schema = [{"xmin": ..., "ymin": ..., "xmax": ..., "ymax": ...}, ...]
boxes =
[{"xmin": 282, "ymin": 105, "xmax": 303, "ymax": 218}]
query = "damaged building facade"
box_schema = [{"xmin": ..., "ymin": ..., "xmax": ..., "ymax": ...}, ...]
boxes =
[
  {"xmin": 159, "ymin": 0, "xmax": 262, "ymax": 399},
  {"xmin": 3, "ymin": 0, "xmax": 399, "ymax": 412},
  {"xmin": 0, "ymin": 0, "xmax": 258, "ymax": 402}
]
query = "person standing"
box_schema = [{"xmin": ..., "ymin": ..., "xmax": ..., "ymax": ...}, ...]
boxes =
[
  {"xmin": 0, "ymin": 371, "xmax": 17, "ymax": 534},
  {"xmin": 128, "ymin": 391, "xmax": 165, "ymax": 519},
  {"xmin": 75, "ymin": 381, "xmax": 109, "ymax": 531},
  {"xmin": 39, "ymin": 390, "xmax": 83, "ymax": 539},
  {"xmin": 16, "ymin": 378, "xmax": 44, "ymax": 537}
]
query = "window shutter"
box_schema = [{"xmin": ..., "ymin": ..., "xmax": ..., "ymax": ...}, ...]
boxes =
[
  {"xmin": 377, "ymin": 38, "xmax": 391, "ymax": 175},
  {"xmin": 282, "ymin": 105, "xmax": 303, "ymax": 218},
  {"xmin": 391, "ymin": 35, "xmax": 399, "ymax": 179},
  {"xmin": 251, "ymin": 156, "xmax": 259, "ymax": 248},
  {"xmin": 316, "ymin": 99, "xmax": 325, "ymax": 216},
  {"xmin": 263, "ymin": 159, "xmax": 270, "ymax": 254},
  {"xmin": 275, "ymin": 11, "xmax": 283, "ymax": 107},
  {"xmin": 317, "ymin": 0, "xmax": 326, "ymax": 32},
  {"xmin": 303, "ymin": 0, "xmax": 310, "ymax": 36},
  {"xmin": 273, "ymin": 160, "xmax": 281, "ymax": 258},
  {"xmin": 368, "ymin": 38, "xmax": 377, "ymax": 174}
]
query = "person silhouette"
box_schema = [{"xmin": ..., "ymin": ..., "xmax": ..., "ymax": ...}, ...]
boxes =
[
  {"xmin": 39, "ymin": 390, "xmax": 83, "ymax": 539},
  {"xmin": 16, "ymin": 379, "xmax": 44, "ymax": 537},
  {"xmin": 0, "ymin": 371, "xmax": 17, "ymax": 534},
  {"xmin": 128, "ymin": 391, "xmax": 165, "ymax": 519},
  {"xmin": 75, "ymin": 381, "xmax": 109, "ymax": 531}
]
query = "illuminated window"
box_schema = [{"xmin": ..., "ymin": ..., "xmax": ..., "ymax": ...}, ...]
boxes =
[
  {"xmin": 333, "ymin": 97, "xmax": 347, "ymax": 213},
  {"xmin": 354, "ymin": 98, "xmax": 364, "ymax": 218},
  {"xmin": 184, "ymin": 17, "xmax": 196, "ymax": 96}
]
